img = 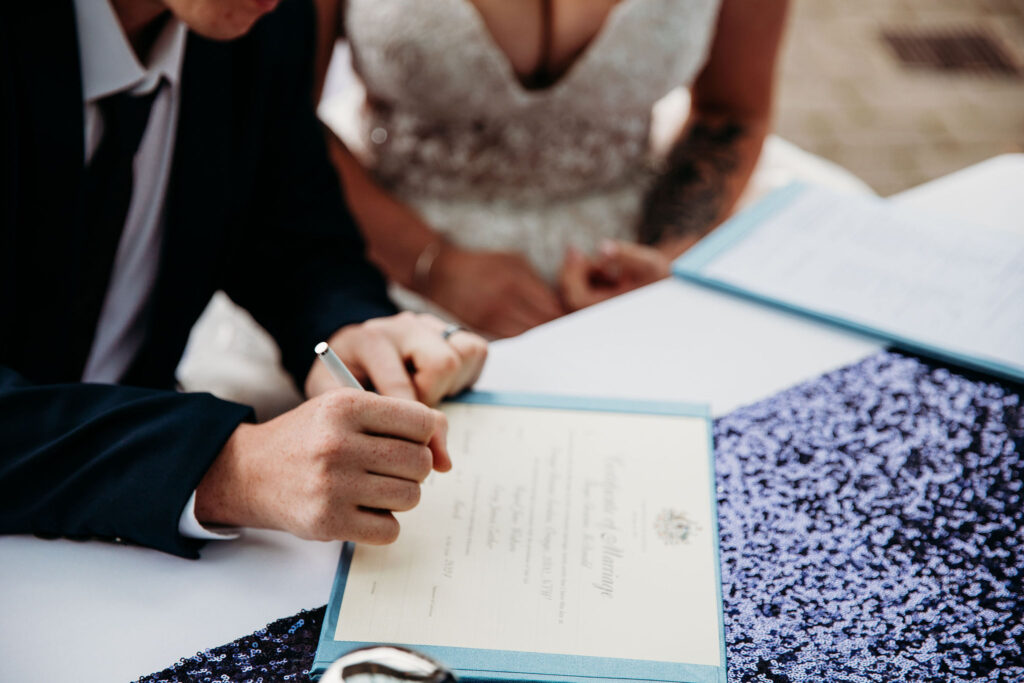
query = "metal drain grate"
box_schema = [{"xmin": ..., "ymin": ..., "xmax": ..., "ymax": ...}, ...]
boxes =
[{"xmin": 881, "ymin": 28, "xmax": 1021, "ymax": 77}]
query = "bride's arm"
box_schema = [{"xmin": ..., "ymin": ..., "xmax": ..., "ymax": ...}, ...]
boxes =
[
  {"xmin": 325, "ymin": 137, "xmax": 564, "ymax": 338},
  {"xmin": 637, "ymin": 0, "xmax": 789, "ymax": 256},
  {"xmin": 311, "ymin": 1, "xmax": 440, "ymax": 292},
  {"xmin": 313, "ymin": 0, "xmax": 339, "ymax": 103}
]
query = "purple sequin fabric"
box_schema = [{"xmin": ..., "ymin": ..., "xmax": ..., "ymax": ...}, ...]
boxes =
[{"xmin": 139, "ymin": 351, "xmax": 1023, "ymax": 683}]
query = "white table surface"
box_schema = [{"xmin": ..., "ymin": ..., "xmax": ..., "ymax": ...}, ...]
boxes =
[{"xmin": 1, "ymin": 156, "xmax": 1019, "ymax": 682}]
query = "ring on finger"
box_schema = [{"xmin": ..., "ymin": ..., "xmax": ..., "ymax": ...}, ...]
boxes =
[{"xmin": 441, "ymin": 323, "xmax": 464, "ymax": 342}]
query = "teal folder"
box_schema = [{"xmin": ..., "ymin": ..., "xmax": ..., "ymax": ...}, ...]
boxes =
[
  {"xmin": 312, "ymin": 392, "xmax": 727, "ymax": 682},
  {"xmin": 673, "ymin": 183, "xmax": 1024, "ymax": 384}
]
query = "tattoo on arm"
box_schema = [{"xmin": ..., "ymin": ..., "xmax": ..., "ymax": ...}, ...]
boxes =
[{"xmin": 638, "ymin": 119, "xmax": 746, "ymax": 245}]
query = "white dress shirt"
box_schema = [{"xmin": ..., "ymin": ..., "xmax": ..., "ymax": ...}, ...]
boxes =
[
  {"xmin": 76, "ymin": 0, "xmax": 184, "ymax": 384},
  {"xmin": 72, "ymin": 0, "xmax": 235, "ymax": 541}
]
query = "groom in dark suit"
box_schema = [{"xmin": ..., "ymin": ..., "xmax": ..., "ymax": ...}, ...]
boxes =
[{"xmin": 0, "ymin": 0, "xmax": 486, "ymax": 557}]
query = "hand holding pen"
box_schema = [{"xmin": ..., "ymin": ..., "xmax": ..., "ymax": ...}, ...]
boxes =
[{"xmin": 192, "ymin": 312, "xmax": 485, "ymax": 545}]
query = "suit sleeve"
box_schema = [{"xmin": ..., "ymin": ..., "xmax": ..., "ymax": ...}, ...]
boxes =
[
  {"xmin": 0, "ymin": 365, "xmax": 253, "ymax": 558},
  {"xmin": 221, "ymin": 0, "xmax": 396, "ymax": 387}
]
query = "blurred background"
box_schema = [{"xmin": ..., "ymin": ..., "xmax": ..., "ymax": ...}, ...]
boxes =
[{"xmin": 775, "ymin": 0, "xmax": 1024, "ymax": 196}]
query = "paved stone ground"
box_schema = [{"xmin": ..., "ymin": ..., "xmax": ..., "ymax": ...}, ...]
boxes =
[{"xmin": 775, "ymin": 0, "xmax": 1024, "ymax": 196}]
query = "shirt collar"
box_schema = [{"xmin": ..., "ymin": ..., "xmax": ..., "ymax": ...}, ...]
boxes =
[{"xmin": 73, "ymin": 0, "xmax": 187, "ymax": 103}]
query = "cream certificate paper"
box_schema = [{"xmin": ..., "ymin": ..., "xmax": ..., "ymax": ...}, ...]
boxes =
[{"xmin": 332, "ymin": 399, "xmax": 722, "ymax": 668}]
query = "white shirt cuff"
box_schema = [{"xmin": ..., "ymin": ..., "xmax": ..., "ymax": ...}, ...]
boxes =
[{"xmin": 178, "ymin": 491, "xmax": 240, "ymax": 540}]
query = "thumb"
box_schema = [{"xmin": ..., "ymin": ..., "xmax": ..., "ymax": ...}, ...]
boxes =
[
  {"xmin": 428, "ymin": 411, "xmax": 451, "ymax": 472},
  {"xmin": 558, "ymin": 246, "xmax": 596, "ymax": 311},
  {"xmin": 599, "ymin": 240, "xmax": 671, "ymax": 282}
]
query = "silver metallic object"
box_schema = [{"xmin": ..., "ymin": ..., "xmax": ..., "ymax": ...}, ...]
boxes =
[
  {"xmin": 441, "ymin": 324, "xmax": 464, "ymax": 341},
  {"xmin": 320, "ymin": 645, "xmax": 457, "ymax": 683}
]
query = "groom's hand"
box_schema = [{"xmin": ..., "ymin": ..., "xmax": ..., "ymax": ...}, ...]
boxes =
[
  {"xmin": 195, "ymin": 388, "xmax": 450, "ymax": 543},
  {"xmin": 305, "ymin": 312, "xmax": 487, "ymax": 406}
]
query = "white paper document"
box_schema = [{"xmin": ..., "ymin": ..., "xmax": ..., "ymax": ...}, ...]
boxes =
[
  {"xmin": 327, "ymin": 398, "xmax": 723, "ymax": 671},
  {"xmin": 675, "ymin": 183, "xmax": 1024, "ymax": 380}
]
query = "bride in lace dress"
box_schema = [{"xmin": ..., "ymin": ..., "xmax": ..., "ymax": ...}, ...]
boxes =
[{"xmin": 315, "ymin": 0, "xmax": 829, "ymax": 338}]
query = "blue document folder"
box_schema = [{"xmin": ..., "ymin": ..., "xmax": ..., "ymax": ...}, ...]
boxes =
[
  {"xmin": 673, "ymin": 183, "xmax": 1024, "ymax": 383},
  {"xmin": 312, "ymin": 392, "xmax": 727, "ymax": 682}
]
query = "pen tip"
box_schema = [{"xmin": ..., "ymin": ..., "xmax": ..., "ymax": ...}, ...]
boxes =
[{"xmin": 314, "ymin": 341, "xmax": 329, "ymax": 356}]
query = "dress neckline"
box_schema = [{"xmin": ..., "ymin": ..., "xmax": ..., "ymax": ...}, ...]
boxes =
[{"xmin": 452, "ymin": 0, "xmax": 639, "ymax": 100}]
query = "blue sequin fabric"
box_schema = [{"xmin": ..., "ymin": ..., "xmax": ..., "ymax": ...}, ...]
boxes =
[{"xmin": 139, "ymin": 351, "xmax": 1023, "ymax": 683}]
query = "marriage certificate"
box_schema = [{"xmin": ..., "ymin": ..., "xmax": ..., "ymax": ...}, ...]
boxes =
[{"xmin": 315, "ymin": 394, "xmax": 725, "ymax": 683}]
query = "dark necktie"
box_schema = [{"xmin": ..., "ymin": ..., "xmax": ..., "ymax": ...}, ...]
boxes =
[{"xmin": 73, "ymin": 85, "xmax": 162, "ymax": 371}]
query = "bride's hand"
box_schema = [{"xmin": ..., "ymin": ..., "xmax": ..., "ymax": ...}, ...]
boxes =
[
  {"xmin": 558, "ymin": 240, "xmax": 671, "ymax": 311},
  {"xmin": 428, "ymin": 246, "xmax": 566, "ymax": 339}
]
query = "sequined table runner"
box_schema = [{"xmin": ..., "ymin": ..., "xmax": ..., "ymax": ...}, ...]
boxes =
[{"xmin": 139, "ymin": 351, "xmax": 1024, "ymax": 682}]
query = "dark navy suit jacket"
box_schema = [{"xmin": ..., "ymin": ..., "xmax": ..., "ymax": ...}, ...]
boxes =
[{"xmin": 0, "ymin": 0, "xmax": 396, "ymax": 557}]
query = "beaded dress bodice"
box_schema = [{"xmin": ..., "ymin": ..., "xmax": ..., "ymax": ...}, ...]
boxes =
[{"xmin": 345, "ymin": 0, "xmax": 721, "ymax": 204}]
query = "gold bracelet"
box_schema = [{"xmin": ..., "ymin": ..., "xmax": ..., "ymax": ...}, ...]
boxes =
[{"xmin": 412, "ymin": 239, "xmax": 445, "ymax": 294}]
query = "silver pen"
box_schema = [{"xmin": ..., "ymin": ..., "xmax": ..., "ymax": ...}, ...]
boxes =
[{"xmin": 314, "ymin": 341, "xmax": 364, "ymax": 390}]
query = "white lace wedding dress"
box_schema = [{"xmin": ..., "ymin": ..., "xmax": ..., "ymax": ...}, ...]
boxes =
[{"xmin": 332, "ymin": 0, "xmax": 721, "ymax": 288}]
